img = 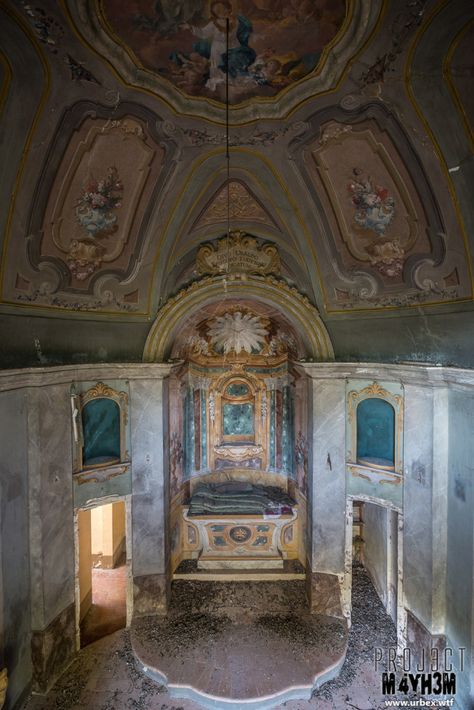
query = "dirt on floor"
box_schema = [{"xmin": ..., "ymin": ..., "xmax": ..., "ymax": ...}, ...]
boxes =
[{"xmin": 21, "ymin": 564, "xmax": 438, "ymax": 710}]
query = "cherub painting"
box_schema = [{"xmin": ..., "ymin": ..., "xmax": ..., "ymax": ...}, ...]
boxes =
[{"xmin": 102, "ymin": 0, "xmax": 347, "ymax": 103}]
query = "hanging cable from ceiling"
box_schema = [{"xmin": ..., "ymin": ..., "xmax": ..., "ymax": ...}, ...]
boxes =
[{"xmin": 225, "ymin": 16, "xmax": 231, "ymax": 275}]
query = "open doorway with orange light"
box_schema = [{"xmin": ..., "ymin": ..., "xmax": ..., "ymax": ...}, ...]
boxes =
[{"xmin": 76, "ymin": 499, "xmax": 129, "ymax": 648}]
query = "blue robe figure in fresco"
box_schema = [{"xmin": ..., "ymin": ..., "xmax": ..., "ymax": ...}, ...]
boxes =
[{"xmin": 181, "ymin": 1, "xmax": 256, "ymax": 92}]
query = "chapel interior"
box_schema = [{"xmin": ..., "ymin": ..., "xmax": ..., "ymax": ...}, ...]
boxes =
[{"xmin": 0, "ymin": 1, "xmax": 473, "ymax": 709}]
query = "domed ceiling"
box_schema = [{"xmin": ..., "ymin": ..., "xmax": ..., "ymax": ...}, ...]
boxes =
[{"xmin": 0, "ymin": 0, "xmax": 473, "ymax": 368}]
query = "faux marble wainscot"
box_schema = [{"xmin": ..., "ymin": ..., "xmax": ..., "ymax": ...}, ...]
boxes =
[
  {"xmin": 0, "ymin": 390, "xmax": 32, "ymax": 709},
  {"xmin": 445, "ymin": 386, "xmax": 474, "ymax": 710},
  {"xmin": 130, "ymin": 375, "xmax": 172, "ymax": 615},
  {"xmin": 305, "ymin": 375, "xmax": 346, "ymax": 618},
  {"xmin": 26, "ymin": 384, "xmax": 76, "ymax": 693}
]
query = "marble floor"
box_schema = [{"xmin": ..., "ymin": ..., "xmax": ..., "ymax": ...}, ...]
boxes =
[
  {"xmin": 80, "ymin": 558, "xmax": 127, "ymax": 647},
  {"xmin": 22, "ymin": 564, "xmax": 415, "ymax": 710}
]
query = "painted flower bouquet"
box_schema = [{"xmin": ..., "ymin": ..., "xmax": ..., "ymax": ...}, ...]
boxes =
[{"xmin": 76, "ymin": 166, "xmax": 123, "ymax": 237}]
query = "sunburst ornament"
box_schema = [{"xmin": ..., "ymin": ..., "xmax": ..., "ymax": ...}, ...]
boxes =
[{"xmin": 207, "ymin": 312, "xmax": 268, "ymax": 354}]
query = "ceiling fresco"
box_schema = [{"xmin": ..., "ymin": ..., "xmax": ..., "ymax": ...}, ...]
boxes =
[
  {"xmin": 64, "ymin": 0, "xmax": 380, "ymax": 122},
  {"xmin": 296, "ymin": 113, "xmax": 471, "ymax": 310},
  {"xmin": 0, "ymin": 0, "xmax": 473, "ymax": 368},
  {"xmin": 99, "ymin": 0, "xmax": 346, "ymax": 105}
]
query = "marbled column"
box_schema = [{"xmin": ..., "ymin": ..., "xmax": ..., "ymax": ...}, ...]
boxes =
[
  {"xmin": 130, "ymin": 376, "xmax": 171, "ymax": 615},
  {"xmin": 26, "ymin": 384, "xmax": 76, "ymax": 692},
  {"xmin": 307, "ymin": 376, "xmax": 346, "ymax": 617}
]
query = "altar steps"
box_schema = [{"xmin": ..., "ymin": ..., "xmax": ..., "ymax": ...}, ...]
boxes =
[{"xmin": 173, "ymin": 558, "xmax": 305, "ymax": 582}]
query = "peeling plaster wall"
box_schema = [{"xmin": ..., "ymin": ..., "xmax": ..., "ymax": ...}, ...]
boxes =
[
  {"xmin": 0, "ymin": 315, "xmax": 150, "ymax": 370},
  {"xmin": 446, "ymin": 389, "xmax": 474, "ymax": 710},
  {"xmin": 0, "ymin": 390, "xmax": 32, "ymax": 710},
  {"xmin": 3, "ymin": 309, "xmax": 474, "ymax": 370},
  {"xmin": 328, "ymin": 310, "xmax": 474, "ymax": 369}
]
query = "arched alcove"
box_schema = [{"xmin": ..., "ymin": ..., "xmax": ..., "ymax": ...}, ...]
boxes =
[
  {"xmin": 148, "ymin": 271, "xmax": 326, "ymax": 576},
  {"xmin": 356, "ymin": 397, "xmax": 395, "ymax": 470},
  {"xmin": 82, "ymin": 398, "xmax": 121, "ymax": 467},
  {"xmin": 143, "ymin": 273, "xmax": 334, "ymax": 363}
]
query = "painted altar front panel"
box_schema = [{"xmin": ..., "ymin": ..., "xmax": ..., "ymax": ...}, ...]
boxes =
[{"xmin": 182, "ymin": 509, "xmax": 299, "ymax": 562}]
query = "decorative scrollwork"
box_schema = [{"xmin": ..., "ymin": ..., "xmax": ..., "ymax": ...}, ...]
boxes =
[{"xmin": 196, "ymin": 231, "xmax": 280, "ymax": 276}]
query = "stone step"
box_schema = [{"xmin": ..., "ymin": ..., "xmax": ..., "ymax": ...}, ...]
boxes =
[{"xmin": 173, "ymin": 569, "xmax": 306, "ymax": 582}]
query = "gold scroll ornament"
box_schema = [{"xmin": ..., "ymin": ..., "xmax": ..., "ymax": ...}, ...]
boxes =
[{"xmin": 197, "ymin": 231, "xmax": 280, "ymax": 276}]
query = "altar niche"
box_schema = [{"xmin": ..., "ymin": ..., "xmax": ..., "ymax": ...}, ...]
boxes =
[
  {"xmin": 357, "ymin": 397, "xmax": 395, "ymax": 470},
  {"xmin": 179, "ymin": 363, "xmax": 294, "ymax": 477},
  {"xmin": 166, "ymin": 300, "xmax": 312, "ymax": 574},
  {"xmin": 209, "ymin": 372, "xmax": 267, "ymax": 471}
]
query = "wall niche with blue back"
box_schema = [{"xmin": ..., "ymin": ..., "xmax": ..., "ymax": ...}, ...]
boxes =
[
  {"xmin": 74, "ymin": 381, "xmax": 130, "ymax": 473},
  {"xmin": 356, "ymin": 397, "xmax": 395, "ymax": 469},
  {"xmin": 82, "ymin": 398, "xmax": 121, "ymax": 467},
  {"xmin": 346, "ymin": 379, "xmax": 404, "ymax": 507}
]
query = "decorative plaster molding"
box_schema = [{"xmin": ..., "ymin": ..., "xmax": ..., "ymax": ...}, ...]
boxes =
[
  {"xmin": 143, "ymin": 273, "xmax": 334, "ymax": 362},
  {"xmin": 0, "ymin": 363, "xmax": 177, "ymax": 393},
  {"xmin": 197, "ymin": 232, "xmax": 280, "ymax": 277}
]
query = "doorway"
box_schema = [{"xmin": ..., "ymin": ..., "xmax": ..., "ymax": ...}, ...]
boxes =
[
  {"xmin": 75, "ymin": 498, "xmax": 130, "ymax": 648},
  {"xmin": 345, "ymin": 497, "xmax": 406, "ymax": 649}
]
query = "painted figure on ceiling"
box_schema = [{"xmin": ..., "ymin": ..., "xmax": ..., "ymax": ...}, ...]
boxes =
[
  {"xmin": 109, "ymin": 0, "xmax": 346, "ymax": 103},
  {"xmin": 182, "ymin": 1, "xmax": 256, "ymax": 91}
]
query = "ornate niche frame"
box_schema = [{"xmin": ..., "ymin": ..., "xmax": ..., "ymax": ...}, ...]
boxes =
[
  {"xmin": 72, "ymin": 382, "xmax": 130, "ymax": 481},
  {"xmin": 209, "ymin": 369, "xmax": 268, "ymax": 471},
  {"xmin": 346, "ymin": 381, "xmax": 404, "ymax": 483}
]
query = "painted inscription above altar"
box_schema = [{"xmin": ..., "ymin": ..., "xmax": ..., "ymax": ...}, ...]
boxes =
[{"xmin": 196, "ymin": 231, "xmax": 280, "ymax": 276}]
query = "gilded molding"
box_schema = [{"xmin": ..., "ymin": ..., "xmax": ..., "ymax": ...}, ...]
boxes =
[
  {"xmin": 74, "ymin": 462, "xmax": 130, "ymax": 485},
  {"xmin": 196, "ymin": 231, "xmax": 280, "ymax": 277},
  {"xmin": 443, "ymin": 20, "xmax": 474, "ymax": 152},
  {"xmin": 143, "ymin": 273, "xmax": 334, "ymax": 362}
]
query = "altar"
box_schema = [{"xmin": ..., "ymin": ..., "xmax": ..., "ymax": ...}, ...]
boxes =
[
  {"xmin": 166, "ymin": 288, "xmax": 309, "ymax": 574},
  {"xmin": 181, "ymin": 480, "xmax": 299, "ymax": 568}
]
